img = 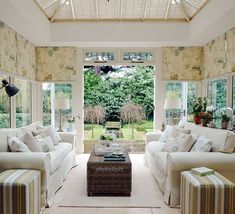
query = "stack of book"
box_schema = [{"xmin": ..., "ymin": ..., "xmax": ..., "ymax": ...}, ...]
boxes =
[
  {"xmin": 191, "ymin": 167, "xmax": 214, "ymax": 176},
  {"xmin": 103, "ymin": 153, "xmax": 126, "ymax": 161}
]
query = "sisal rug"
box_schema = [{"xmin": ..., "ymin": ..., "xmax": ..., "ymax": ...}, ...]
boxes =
[{"xmin": 58, "ymin": 154, "xmax": 163, "ymax": 208}]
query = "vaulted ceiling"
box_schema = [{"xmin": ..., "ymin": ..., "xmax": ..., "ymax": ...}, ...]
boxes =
[{"xmin": 34, "ymin": 0, "xmax": 209, "ymax": 23}]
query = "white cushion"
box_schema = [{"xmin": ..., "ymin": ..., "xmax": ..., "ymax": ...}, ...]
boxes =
[
  {"xmin": 190, "ymin": 135, "xmax": 213, "ymax": 152},
  {"xmin": 33, "ymin": 126, "xmax": 60, "ymax": 145},
  {"xmin": 220, "ymin": 132, "xmax": 235, "ymax": 153},
  {"xmin": 19, "ymin": 132, "xmax": 42, "ymax": 152},
  {"xmin": 7, "ymin": 136, "xmax": 31, "ymax": 152},
  {"xmin": 147, "ymin": 141, "xmax": 165, "ymax": 156},
  {"xmin": 159, "ymin": 126, "xmax": 178, "ymax": 142},
  {"xmin": 35, "ymin": 136, "xmax": 56, "ymax": 152},
  {"xmin": 163, "ymin": 137, "xmax": 180, "ymax": 152},
  {"xmin": 36, "ymin": 125, "xmax": 62, "ymax": 142},
  {"xmin": 49, "ymin": 143, "xmax": 73, "ymax": 173}
]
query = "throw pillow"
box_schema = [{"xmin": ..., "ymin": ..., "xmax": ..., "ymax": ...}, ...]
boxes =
[
  {"xmin": 177, "ymin": 133, "xmax": 197, "ymax": 152},
  {"xmin": 159, "ymin": 126, "xmax": 179, "ymax": 142},
  {"xmin": 163, "ymin": 137, "xmax": 180, "ymax": 152},
  {"xmin": 7, "ymin": 136, "xmax": 31, "ymax": 152},
  {"xmin": 220, "ymin": 132, "xmax": 235, "ymax": 154},
  {"xmin": 35, "ymin": 136, "xmax": 56, "ymax": 152},
  {"xmin": 36, "ymin": 125, "xmax": 62, "ymax": 142},
  {"xmin": 33, "ymin": 126, "xmax": 59, "ymax": 145},
  {"xmin": 190, "ymin": 135, "xmax": 213, "ymax": 152},
  {"xmin": 19, "ymin": 132, "xmax": 42, "ymax": 152}
]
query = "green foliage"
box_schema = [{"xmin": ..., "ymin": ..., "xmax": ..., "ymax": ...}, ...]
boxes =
[{"xmin": 84, "ymin": 66, "xmax": 154, "ymax": 119}]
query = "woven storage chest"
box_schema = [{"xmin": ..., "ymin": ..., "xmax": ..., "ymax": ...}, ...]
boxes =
[
  {"xmin": 0, "ymin": 169, "xmax": 41, "ymax": 214},
  {"xmin": 181, "ymin": 171, "xmax": 235, "ymax": 214},
  {"xmin": 87, "ymin": 149, "xmax": 132, "ymax": 196}
]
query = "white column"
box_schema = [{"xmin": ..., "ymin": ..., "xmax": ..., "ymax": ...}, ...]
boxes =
[
  {"xmin": 31, "ymin": 81, "xmax": 43, "ymax": 123},
  {"xmin": 227, "ymin": 75, "xmax": 232, "ymax": 108},
  {"xmin": 73, "ymin": 48, "xmax": 84, "ymax": 153},
  {"xmin": 154, "ymin": 48, "xmax": 165, "ymax": 130}
]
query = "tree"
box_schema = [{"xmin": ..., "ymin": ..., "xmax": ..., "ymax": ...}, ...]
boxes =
[
  {"xmin": 120, "ymin": 102, "xmax": 145, "ymax": 139},
  {"xmin": 84, "ymin": 105, "xmax": 105, "ymax": 138}
]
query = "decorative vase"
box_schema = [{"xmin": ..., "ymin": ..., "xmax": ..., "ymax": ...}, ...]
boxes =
[
  {"xmin": 194, "ymin": 115, "xmax": 201, "ymax": 124},
  {"xmin": 67, "ymin": 123, "xmax": 74, "ymax": 132},
  {"xmin": 221, "ymin": 121, "xmax": 229, "ymax": 129},
  {"xmin": 201, "ymin": 118, "xmax": 207, "ymax": 127}
]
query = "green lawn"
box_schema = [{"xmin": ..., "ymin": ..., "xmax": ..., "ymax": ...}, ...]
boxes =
[{"xmin": 84, "ymin": 121, "xmax": 153, "ymax": 141}]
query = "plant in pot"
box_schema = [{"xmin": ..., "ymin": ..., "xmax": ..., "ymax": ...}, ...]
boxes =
[
  {"xmin": 199, "ymin": 111, "xmax": 213, "ymax": 127},
  {"xmin": 191, "ymin": 97, "xmax": 208, "ymax": 124},
  {"xmin": 220, "ymin": 111, "xmax": 231, "ymax": 129}
]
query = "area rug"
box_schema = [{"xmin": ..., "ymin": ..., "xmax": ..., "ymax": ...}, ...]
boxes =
[{"xmin": 58, "ymin": 154, "xmax": 163, "ymax": 208}]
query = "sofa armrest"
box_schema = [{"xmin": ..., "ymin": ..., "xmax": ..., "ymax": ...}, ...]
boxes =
[
  {"xmin": 167, "ymin": 152, "xmax": 235, "ymax": 171},
  {"xmin": 145, "ymin": 130, "xmax": 162, "ymax": 144},
  {"xmin": 164, "ymin": 152, "xmax": 235, "ymax": 207},
  {"xmin": 58, "ymin": 132, "xmax": 75, "ymax": 147},
  {"xmin": 0, "ymin": 152, "xmax": 51, "ymax": 173}
]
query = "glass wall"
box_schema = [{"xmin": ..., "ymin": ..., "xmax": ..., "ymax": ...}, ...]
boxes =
[
  {"xmin": 15, "ymin": 79, "xmax": 32, "ymax": 128},
  {"xmin": 43, "ymin": 83, "xmax": 72, "ymax": 130},
  {"xmin": 208, "ymin": 78, "xmax": 227, "ymax": 110},
  {"xmin": 0, "ymin": 75, "xmax": 10, "ymax": 128},
  {"xmin": 165, "ymin": 82, "xmax": 196, "ymax": 124}
]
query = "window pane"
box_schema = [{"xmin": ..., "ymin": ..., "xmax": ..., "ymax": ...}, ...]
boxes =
[
  {"xmin": 123, "ymin": 52, "xmax": 153, "ymax": 61},
  {"xmin": 85, "ymin": 51, "xmax": 114, "ymax": 61},
  {"xmin": 15, "ymin": 79, "xmax": 32, "ymax": 128},
  {"xmin": 43, "ymin": 83, "xmax": 72, "ymax": 130},
  {"xmin": 187, "ymin": 82, "xmax": 197, "ymax": 119},
  {"xmin": 208, "ymin": 78, "xmax": 227, "ymax": 127},
  {"xmin": 42, "ymin": 83, "xmax": 52, "ymax": 126},
  {"xmin": 165, "ymin": 82, "xmax": 183, "ymax": 125},
  {"xmin": 0, "ymin": 75, "xmax": 10, "ymax": 128},
  {"xmin": 208, "ymin": 79, "xmax": 227, "ymax": 110}
]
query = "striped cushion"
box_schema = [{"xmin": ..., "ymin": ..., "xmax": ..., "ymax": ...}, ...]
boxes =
[
  {"xmin": 181, "ymin": 171, "xmax": 235, "ymax": 214},
  {"xmin": 0, "ymin": 170, "xmax": 41, "ymax": 214}
]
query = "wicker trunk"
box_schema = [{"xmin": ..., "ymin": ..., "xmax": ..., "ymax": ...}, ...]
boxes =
[{"xmin": 87, "ymin": 149, "xmax": 132, "ymax": 196}]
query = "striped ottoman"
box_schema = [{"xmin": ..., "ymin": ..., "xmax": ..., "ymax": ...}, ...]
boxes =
[
  {"xmin": 181, "ymin": 171, "xmax": 235, "ymax": 214},
  {"xmin": 0, "ymin": 169, "xmax": 41, "ymax": 214}
]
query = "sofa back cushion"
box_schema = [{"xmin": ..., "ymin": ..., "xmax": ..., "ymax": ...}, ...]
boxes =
[
  {"xmin": 0, "ymin": 128, "xmax": 23, "ymax": 152},
  {"xmin": 179, "ymin": 120, "xmax": 234, "ymax": 152},
  {"xmin": 20, "ymin": 121, "xmax": 43, "ymax": 133}
]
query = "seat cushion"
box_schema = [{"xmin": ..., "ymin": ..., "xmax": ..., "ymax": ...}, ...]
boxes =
[{"xmin": 49, "ymin": 142, "xmax": 73, "ymax": 173}]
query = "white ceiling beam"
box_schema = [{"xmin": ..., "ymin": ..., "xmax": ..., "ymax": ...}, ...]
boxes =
[
  {"xmin": 164, "ymin": 0, "xmax": 172, "ymax": 20},
  {"xmin": 119, "ymin": 0, "xmax": 122, "ymax": 20},
  {"xmin": 184, "ymin": 0, "xmax": 200, "ymax": 9},
  {"xmin": 50, "ymin": 0, "xmax": 69, "ymax": 22},
  {"xmin": 43, "ymin": 0, "xmax": 59, "ymax": 10},
  {"xmin": 69, "ymin": 0, "xmax": 75, "ymax": 19},
  {"xmin": 94, "ymin": 0, "xmax": 99, "ymax": 20},
  {"xmin": 141, "ymin": 0, "xmax": 148, "ymax": 20},
  {"xmin": 174, "ymin": 0, "xmax": 190, "ymax": 22}
]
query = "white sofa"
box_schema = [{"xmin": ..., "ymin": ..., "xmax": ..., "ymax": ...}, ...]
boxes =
[
  {"xmin": 0, "ymin": 122, "xmax": 77, "ymax": 207},
  {"xmin": 145, "ymin": 120, "xmax": 235, "ymax": 207}
]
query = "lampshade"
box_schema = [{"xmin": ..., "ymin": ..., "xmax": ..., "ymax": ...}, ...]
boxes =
[
  {"xmin": 54, "ymin": 97, "xmax": 69, "ymax": 110},
  {"xmin": 1, "ymin": 79, "xmax": 19, "ymax": 97},
  {"xmin": 164, "ymin": 98, "xmax": 181, "ymax": 110}
]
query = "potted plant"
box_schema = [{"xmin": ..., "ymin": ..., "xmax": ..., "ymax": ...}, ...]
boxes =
[
  {"xmin": 99, "ymin": 132, "xmax": 116, "ymax": 146},
  {"xmin": 220, "ymin": 112, "xmax": 231, "ymax": 129},
  {"xmin": 66, "ymin": 114, "xmax": 80, "ymax": 131},
  {"xmin": 191, "ymin": 97, "xmax": 208, "ymax": 124},
  {"xmin": 200, "ymin": 111, "xmax": 213, "ymax": 127}
]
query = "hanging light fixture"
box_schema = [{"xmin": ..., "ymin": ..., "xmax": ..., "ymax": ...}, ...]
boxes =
[{"xmin": 1, "ymin": 79, "xmax": 19, "ymax": 97}]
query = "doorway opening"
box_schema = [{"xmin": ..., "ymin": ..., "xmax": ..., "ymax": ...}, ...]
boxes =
[{"xmin": 83, "ymin": 65, "xmax": 154, "ymax": 153}]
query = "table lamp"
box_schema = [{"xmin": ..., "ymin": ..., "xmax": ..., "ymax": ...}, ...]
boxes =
[
  {"xmin": 54, "ymin": 97, "xmax": 69, "ymax": 132},
  {"xmin": 164, "ymin": 97, "xmax": 181, "ymax": 126}
]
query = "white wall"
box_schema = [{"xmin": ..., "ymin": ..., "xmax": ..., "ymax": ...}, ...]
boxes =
[{"xmin": 0, "ymin": 0, "xmax": 50, "ymax": 44}]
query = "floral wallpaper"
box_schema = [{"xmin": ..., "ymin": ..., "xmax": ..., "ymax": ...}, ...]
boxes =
[
  {"xmin": 0, "ymin": 20, "xmax": 36, "ymax": 80},
  {"xmin": 36, "ymin": 47, "xmax": 77, "ymax": 82},
  {"xmin": 162, "ymin": 47, "xmax": 203, "ymax": 80},
  {"xmin": 203, "ymin": 27, "xmax": 235, "ymax": 79}
]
